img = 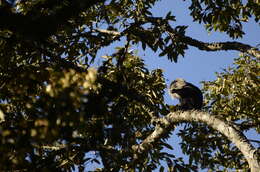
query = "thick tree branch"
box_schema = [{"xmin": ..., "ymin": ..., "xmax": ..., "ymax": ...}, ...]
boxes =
[
  {"xmin": 133, "ymin": 111, "xmax": 260, "ymax": 172},
  {"xmin": 174, "ymin": 33, "xmax": 260, "ymax": 58},
  {"xmin": 0, "ymin": 0, "xmax": 105, "ymax": 40}
]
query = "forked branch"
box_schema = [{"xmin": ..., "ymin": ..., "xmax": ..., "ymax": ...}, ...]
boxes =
[{"xmin": 133, "ymin": 111, "xmax": 260, "ymax": 172}]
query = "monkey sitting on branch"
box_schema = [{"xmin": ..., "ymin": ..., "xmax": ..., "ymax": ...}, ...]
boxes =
[{"xmin": 169, "ymin": 78, "xmax": 203, "ymax": 110}]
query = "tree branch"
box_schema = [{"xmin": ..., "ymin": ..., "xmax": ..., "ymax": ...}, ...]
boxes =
[
  {"xmin": 133, "ymin": 111, "xmax": 260, "ymax": 172},
  {"xmin": 177, "ymin": 34, "xmax": 260, "ymax": 58},
  {"xmin": 0, "ymin": 0, "xmax": 105, "ymax": 40},
  {"xmin": 95, "ymin": 18, "xmax": 260, "ymax": 58},
  {"xmin": 147, "ymin": 16, "xmax": 260, "ymax": 58}
]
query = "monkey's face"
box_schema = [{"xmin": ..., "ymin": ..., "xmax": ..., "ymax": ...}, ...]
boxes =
[
  {"xmin": 170, "ymin": 78, "xmax": 186, "ymax": 88},
  {"xmin": 169, "ymin": 78, "xmax": 187, "ymax": 99},
  {"xmin": 169, "ymin": 78, "xmax": 186, "ymax": 90}
]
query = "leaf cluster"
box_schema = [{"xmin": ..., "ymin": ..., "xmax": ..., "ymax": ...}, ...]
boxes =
[
  {"xmin": 203, "ymin": 54, "xmax": 260, "ymax": 131},
  {"xmin": 0, "ymin": 46, "xmax": 182, "ymax": 171},
  {"xmin": 187, "ymin": 0, "xmax": 260, "ymax": 38}
]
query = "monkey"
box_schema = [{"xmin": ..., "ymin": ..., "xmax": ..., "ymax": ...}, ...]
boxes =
[{"xmin": 169, "ymin": 78, "xmax": 203, "ymax": 110}]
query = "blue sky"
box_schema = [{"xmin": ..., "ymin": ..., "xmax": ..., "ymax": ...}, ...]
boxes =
[{"xmin": 91, "ymin": 0, "xmax": 260, "ymax": 170}]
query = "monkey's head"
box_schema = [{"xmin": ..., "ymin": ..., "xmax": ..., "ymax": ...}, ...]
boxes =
[
  {"xmin": 169, "ymin": 78, "xmax": 186, "ymax": 99},
  {"xmin": 169, "ymin": 78, "xmax": 203, "ymax": 110}
]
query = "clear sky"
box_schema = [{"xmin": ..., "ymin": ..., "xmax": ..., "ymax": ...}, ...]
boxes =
[{"xmin": 91, "ymin": 0, "xmax": 260, "ymax": 170}]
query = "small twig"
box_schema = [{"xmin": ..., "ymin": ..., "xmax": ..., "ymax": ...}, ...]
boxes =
[
  {"xmin": 249, "ymin": 140, "xmax": 260, "ymax": 144},
  {"xmin": 94, "ymin": 29, "xmax": 121, "ymax": 36}
]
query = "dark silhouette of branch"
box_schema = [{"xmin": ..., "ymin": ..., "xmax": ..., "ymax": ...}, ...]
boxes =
[
  {"xmin": 95, "ymin": 18, "xmax": 260, "ymax": 58},
  {"xmin": 172, "ymin": 32, "xmax": 260, "ymax": 58},
  {"xmin": 0, "ymin": 0, "xmax": 105, "ymax": 40},
  {"xmin": 148, "ymin": 17, "xmax": 260, "ymax": 58}
]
